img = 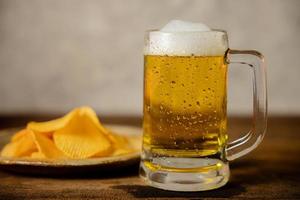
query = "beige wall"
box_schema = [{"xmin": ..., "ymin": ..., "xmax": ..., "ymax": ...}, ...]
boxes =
[{"xmin": 0, "ymin": 0, "xmax": 299, "ymax": 115}]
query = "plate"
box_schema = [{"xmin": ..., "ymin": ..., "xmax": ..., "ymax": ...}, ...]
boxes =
[{"xmin": 0, "ymin": 124, "xmax": 142, "ymax": 175}]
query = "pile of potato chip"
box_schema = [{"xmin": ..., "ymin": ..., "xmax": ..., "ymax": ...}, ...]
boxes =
[{"xmin": 0, "ymin": 107, "xmax": 138, "ymax": 159}]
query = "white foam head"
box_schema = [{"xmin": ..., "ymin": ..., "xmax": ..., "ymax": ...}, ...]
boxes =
[
  {"xmin": 160, "ymin": 20, "xmax": 211, "ymax": 32},
  {"xmin": 144, "ymin": 20, "xmax": 228, "ymax": 56}
]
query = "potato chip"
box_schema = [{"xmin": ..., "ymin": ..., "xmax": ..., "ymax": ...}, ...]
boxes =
[
  {"xmin": 27, "ymin": 110, "xmax": 75, "ymax": 133},
  {"xmin": 1, "ymin": 106, "xmax": 139, "ymax": 160},
  {"xmin": 27, "ymin": 106, "xmax": 107, "ymax": 133},
  {"xmin": 108, "ymin": 132, "xmax": 129, "ymax": 148},
  {"xmin": 111, "ymin": 148, "xmax": 133, "ymax": 156},
  {"xmin": 31, "ymin": 131, "xmax": 68, "ymax": 159},
  {"xmin": 30, "ymin": 151, "xmax": 46, "ymax": 159},
  {"xmin": 106, "ymin": 132, "xmax": 136, "ymax": 156},
  {"xmin": 1, "ymin": 129, "xmax": 37, "ymax": 158},
  {"xmin": 53, "ymin": 110, "xmax": 112, "ymax": 159},
  {"xmin": 77, "ymin": 107, "xmax": 108, "ymax": 134},
  {"xmin": 11, "ymin": 129, "xmax": 29, "ymax": 142}
]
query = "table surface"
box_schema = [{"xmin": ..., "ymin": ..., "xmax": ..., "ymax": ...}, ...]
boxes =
[{"xmin": 0, "ymin": 115, "xmax": 299, "ymax": 200}]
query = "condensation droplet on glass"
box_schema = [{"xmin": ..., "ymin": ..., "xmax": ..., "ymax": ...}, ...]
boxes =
[{"xmin": 158, "ymin": 126, "xmax": 162, "ymax": 131}]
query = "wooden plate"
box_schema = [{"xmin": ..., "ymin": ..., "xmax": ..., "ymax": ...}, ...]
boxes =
[{"xmin": 0, "ymin": 124, "xmax": 142, "ymax": 175}]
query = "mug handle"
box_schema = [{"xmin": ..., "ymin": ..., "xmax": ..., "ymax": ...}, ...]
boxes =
[{"xmin": 225, "ymin": 49, "xmax": 267, "ymax": 161}]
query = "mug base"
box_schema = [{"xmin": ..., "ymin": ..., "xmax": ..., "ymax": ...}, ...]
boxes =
[{"xmin": 139, "ymin": 158, "xmax": 229, "ymax": 192}]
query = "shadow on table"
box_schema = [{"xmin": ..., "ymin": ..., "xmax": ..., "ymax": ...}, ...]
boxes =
[
  {"xmin": 112, "ymin": 157, "xmax": 300, "ymax": 199},
  {"xmin": 112, "ymin": 182, "xmax": 245, "ymax": 199},
  {"xmin": 0, "ymin": 163, "xmax": 140, "ymax": 179}
]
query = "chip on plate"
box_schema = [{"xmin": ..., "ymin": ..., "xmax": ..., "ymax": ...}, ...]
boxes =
[
  {"xmin": 1, "ymin": 106, "xmax": 139, "ymax": 160},
  {"xmin": 1, "ymin": 129, "xmax": 37, "ymax": 158},
  {"xmin": 53, "ymin": 108, "xmax": 112, "ymax": 159},
  {"xmin": 31, "ymin": 131, "xmax": 68, "ymax": 159}
]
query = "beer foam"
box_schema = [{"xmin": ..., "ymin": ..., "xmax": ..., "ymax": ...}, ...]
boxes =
[
  {"xmin": 160, "ymin": 20, "xmax": 211, "ymax": 32},
  {"xmin": 145, "ymin": 20, "xmax": 228, "ymax": 56}
]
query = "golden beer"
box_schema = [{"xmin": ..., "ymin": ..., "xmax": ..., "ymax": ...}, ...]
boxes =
[
  {"xmin": 143, "ymin": 55, "xmax": 227, "ymax": 158},
  {"xmin": 140, "ymin": 21, "xmax": 267, "ymax": 192}
]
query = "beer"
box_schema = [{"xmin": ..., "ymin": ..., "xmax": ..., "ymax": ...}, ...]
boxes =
[
  {"xmin": 140, "ymin": 20, "xmax": 267, "ymax": 192},
  {"xmin": 140, "ymin": 20, "xmax": 231, "ymax": 191},
  {"xmin": 143, "ymin": 55, "xmax": 227, "ymax": 158}
]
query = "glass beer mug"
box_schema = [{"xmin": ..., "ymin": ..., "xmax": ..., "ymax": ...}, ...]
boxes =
[{"xmin": 139, "ymin": 21, "xmax": 267, "ymax": 191}]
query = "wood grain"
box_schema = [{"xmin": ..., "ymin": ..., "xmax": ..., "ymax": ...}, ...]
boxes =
[{"xmin": 0, "ymin": 116, "xmax": 299, "ymax": 199}]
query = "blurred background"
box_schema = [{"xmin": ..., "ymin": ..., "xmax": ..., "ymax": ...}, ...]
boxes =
[{"xmin": 0, "ymin": 0, "xmax": 299, "ymax": 117}]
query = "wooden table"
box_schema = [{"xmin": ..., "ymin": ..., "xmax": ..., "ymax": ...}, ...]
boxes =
[{"xmin": 0, "ymin": 116, "xmax": 299, "ymax": 199}]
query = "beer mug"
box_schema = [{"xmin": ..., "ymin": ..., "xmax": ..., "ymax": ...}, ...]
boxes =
[{"xmin": 139, "ymin": 21, "xmax": 267, "ymax": 191}]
